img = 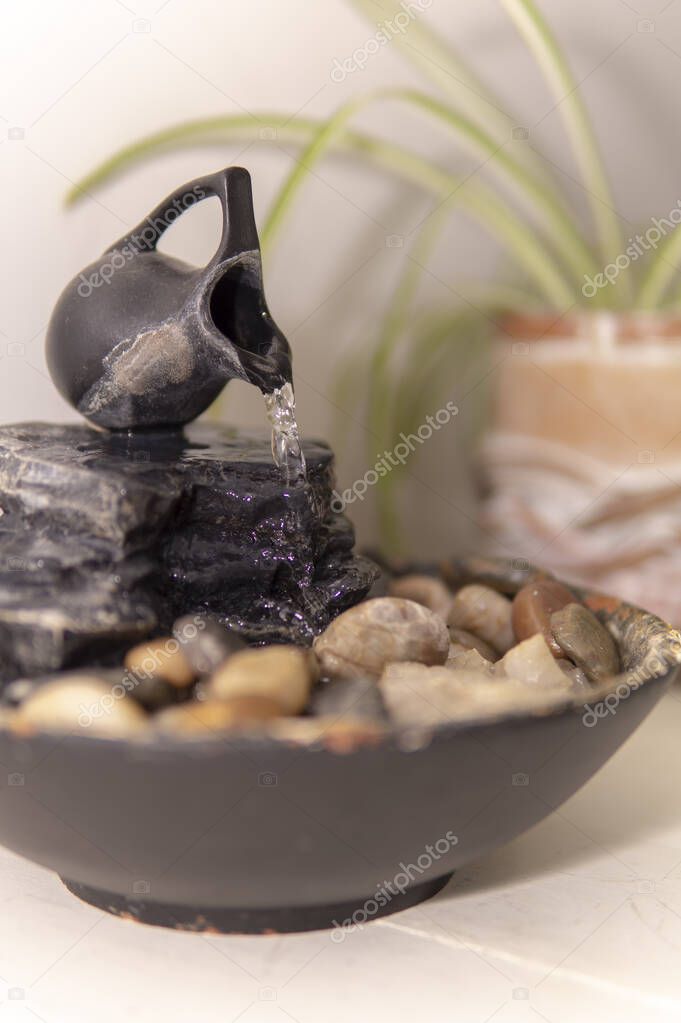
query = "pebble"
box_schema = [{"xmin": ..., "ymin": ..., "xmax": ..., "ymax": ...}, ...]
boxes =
[
  {"xmin": 190, "ymin": 680, "xmax": 211, "ymax": 703},
  {"xmin": 1, "ymin": 677, "xmax": 38, "ymax": 708},
  {"xmin": 313, "ymin": 598, "xmax": 450, "ymax": 680},
  {"xmin": 0, "ymin": 565, "xmax": 625, "ymax": 738},
  {"xmin": 440, "ymin": 557, "xmax": 549, "ymax": 596},
  {"xmin": 446, "ymin": 645, "xmax": 495, "ymax": 676},
  {"xmin": 1, "ymin": 672, "xmax": 98, "ymax": 709},
  {"xmin": 208, "ymin": 645, "xmax": 317, "ymax": 714},
  {"xmin": 366, "ymin": 574, "xmax": 392, "ymax": 600},
  {"xmin": 266, "ymin": 716, "xmax": 387, "ymax": 750},
  {"xmin": 446, "ymin": 585, "xmax": 515, "ymax": 654},
  {"xmin": 0, "ymin": 707, "xmax": 15, "ymax": 730},
  {"xmin": 557, "ymin": 658, "xmax": 591, "ymax": 691},
  {"xmin": 124, "ymin": 638, "xmax": 196, "ymax": 688},
  {"xmin": 512, "ymin": 579, "xmax": 577, "ymax": 656},
  {"xmin": 125, "ymin": 672, "xmax": 186, "ymax": 713},
  {"xmin": 550, "ymin": 603, "xmax": 620, "ymax": 683},
  {"xmin": 379, "ymin": 662, "xmax": 563, "ymax": 727},
  {"xmin": 12, "ymin": 675, "xmax": 147, "ymax": 736},
  {"xmin": 172, "ymin": 615, "xmax": 246, "ymax": 675},
  {"xmin": 387, "ymin": 574, "xmax": 452, "ymax": 618},
  {"xmin": 155, "ymin": 696, "xmax": 286, "ymax": 736},
  {"xmin": 310, "ymin": 677, "xmax": 387, "ymax": 722},
  {"xmin": 498, "ymin": 634, "xmax": 575, "ymax": 691},
  {"xmin": 448, "ymin": 628, "xmax": 498, "ymax": 662}
]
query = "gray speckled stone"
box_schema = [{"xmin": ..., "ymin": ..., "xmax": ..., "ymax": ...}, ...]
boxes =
[{"xmin": 0, "ymin": 422, "xmax": 377, "ymax": 682}]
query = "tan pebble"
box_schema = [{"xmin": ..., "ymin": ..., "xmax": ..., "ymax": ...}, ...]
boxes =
[
  {"xmin": 264, "ymin": 717, "xmax": 329, "ymax": 744},
  {"xmin": 0, "ymin": 707, "xmax": 16, "ymax": 729},
  {"xmin": 125, "ymin": 638, "xmax": 196, "ymax": 688},
  {"xmin": 511, "ymin": 579, "xmax": 577, "ymax": 656},
  {"xmin": 550, "ymin": 603, "xmax": 620, "ymax": 682},
  {"xmin": 445, "ymin": 645, "xmax": 495, "ymax": 676},
  {"xmin": 207, "ymin": 645, "xmax": 316, "ymax": 714},
  {"xmin": 13, "ymin": 676, "xmax": 147, "ymax": 737},
  {"xmin": 447, "ymin": 585, "xmax": 514, "ymax": 654},
  {"xmin": 387, "ymin": 575, "xmax": 452, "ymax": 617},
  {"xmin": 266, "ymin": 716, "xmax": 386, "ymax": 751},
  {"xmin": 313, "ymin": 598, "xmax": 449, "ymax": 680},
  {"xmin": 498, "ymin": 634, "xmax": 574, "ymax": 691},
  {"xmin": 446, "ymin": 642, "xmax": 467, "ymax": 664},
  {"xmin": 380, "ymin": 661, "xmax": 435, "ymax": 682},
  {"xmin": 448, "ymin": 628, "xmax": 498, "ymax": 662},
  {"xmin": 155, "ymin": 696, "xmax": 286, "ymax": 735},
  {"xmin": 556, "ymin": 658, "xmax": 591, "ymax": 691},
  {"xmin": 379, "ymin": 662, "xmax": 564, "ymax": 727}
]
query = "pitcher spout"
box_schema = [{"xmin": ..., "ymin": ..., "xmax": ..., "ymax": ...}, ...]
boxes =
[
  {"xmin": 236, "ymin": 329, "xmax": 293, "ymax": 393},
  {"xmin": 206, "ymin": 251, "xmax": 293, "ymax": 394}
]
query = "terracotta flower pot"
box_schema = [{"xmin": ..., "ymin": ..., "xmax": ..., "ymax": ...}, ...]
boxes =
[{"xmin": 479, "ymin": 311, "xmax": 681, "ymax": 624}]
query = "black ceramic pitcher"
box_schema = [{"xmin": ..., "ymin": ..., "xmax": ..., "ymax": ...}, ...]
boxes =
[{"xmin": 46, "ymin": 167, "xmax": 292, "ymax": 431}]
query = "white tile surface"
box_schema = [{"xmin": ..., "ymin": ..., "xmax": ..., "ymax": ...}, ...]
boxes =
[{"xmin": 1, "ymin": 688, "xmax": 680, "ymax": 1023}]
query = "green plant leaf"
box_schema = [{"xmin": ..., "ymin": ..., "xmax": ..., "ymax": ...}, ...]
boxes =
[
  {"xmin": 262, "ymin": 88, "xmax": 598, "ymax": 288},
  {"xmin": 366, "ymin": 196, "xmax": 453, "ymax": 464},
  {"xmin": 347, "ymin": 0, "xmax": 555, "ymax": 186},
  {"xmin": 329, "ymin": 349, "xmax": 371, "ymax": 461},
  {"xmin": 372, "ymin": 309, "xmax": 492, "ymax": 555},
  {"xmin": 68, "ymin": 111, "xmax": 577, "ymax": 308},
  {"xmin": 398, "ymin": 312, "xmax": 487, "ymax": 434},
  {"xmin": 637, "ymin": 228, "xmax": 681, "ymax": 308},
  {"xmin": 500, "ymin": 0, "xmax": 628, "ymax": 299}
]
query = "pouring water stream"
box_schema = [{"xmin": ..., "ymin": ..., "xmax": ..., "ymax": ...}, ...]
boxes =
[{"xmin": 264, "ymin": 382, "xmax": 307, "ymax": 486}]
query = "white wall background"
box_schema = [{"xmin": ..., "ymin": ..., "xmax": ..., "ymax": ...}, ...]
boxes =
[{"xmin": 1, "ymin": 0, "xmax": 681, "ymax": 553}]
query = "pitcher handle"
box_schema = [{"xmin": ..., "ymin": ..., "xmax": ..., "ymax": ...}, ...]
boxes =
[{"xmin": 105, "ymin": 166, "xmax": 260, "ymax": 265}]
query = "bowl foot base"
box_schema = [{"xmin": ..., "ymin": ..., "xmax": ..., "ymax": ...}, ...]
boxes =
[{"xmin": 60, "ymin": 873, "xmax": 454, "ymax": 934}]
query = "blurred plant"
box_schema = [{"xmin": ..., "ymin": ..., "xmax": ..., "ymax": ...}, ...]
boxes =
[{"xmin": 67, "ymin": 0, "xmax": 674, "ymax": 551}]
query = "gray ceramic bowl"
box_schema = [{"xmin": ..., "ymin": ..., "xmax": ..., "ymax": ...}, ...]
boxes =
[{"xmin": 0, "ymin": 557, "xmax": 678, "ymax": 933}]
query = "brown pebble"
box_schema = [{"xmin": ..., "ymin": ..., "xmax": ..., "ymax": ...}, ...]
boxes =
[
  {"xmin": 155, "ymin": 696, "xmax": 286, "ymax": 735},
  {"xmin": 447, "ymin": 585, "xmax": 514, "ymax": 654},
  {"xmin": 313, "ymin": 598, "xmax": 449, "ymax": 680},
  {"xmin": 440, "ymin": 558, "xmax": 550, "ymax": 595},
  {"xmin": 550, "ymin": 603, "xmax": 620, "ymax": 682},
  {"xmin": 512, "ymin": 579, "xmax": 578, "ymax": 656},
  {"xmin": 125, "ymin": 638, "xmax": 196, "ymax": 688},
  {"xmin": 207, "ymin": 646, "xmax": 317, "ymax": 714},
  {"xmin": 387, "ymin": 575, "xmax": 452, "ymax": 618}
]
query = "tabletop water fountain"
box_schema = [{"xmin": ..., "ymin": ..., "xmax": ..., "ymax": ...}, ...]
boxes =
[
  {"xmin": 0, "ymin": 166, "xmax": 376, "ymax": 682},
  {"xmin": 0, "ymin": 165, "xmax": 679, "ymax": 938}
]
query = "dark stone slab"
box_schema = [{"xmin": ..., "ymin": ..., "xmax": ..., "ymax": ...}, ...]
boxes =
[{"xmin": 0, "ymin": 423, "xmax": 377, "ymax": 681}]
